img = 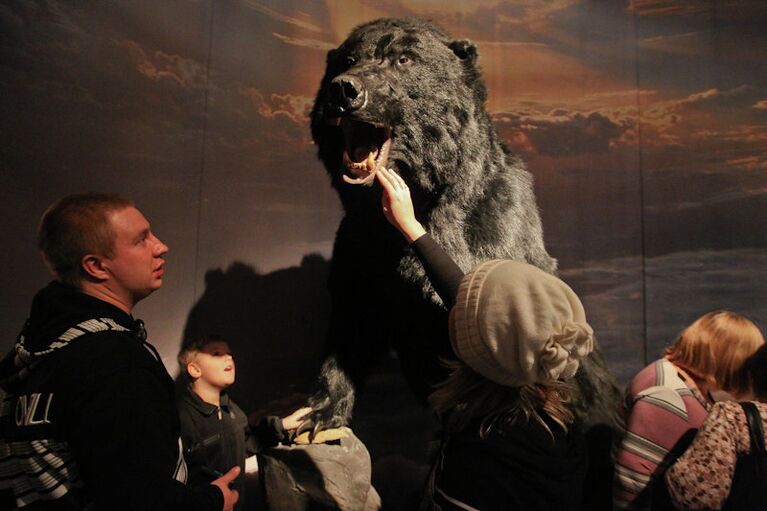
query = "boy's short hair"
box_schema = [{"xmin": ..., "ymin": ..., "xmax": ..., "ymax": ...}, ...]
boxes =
[
  {"xmin": 664, "ymin": 310, "xmax": 764, "ymax": 395},
  {"xmin": 177, "ymin": 335, "xmax": 226, "ymax": 376},
  {"xmin": 37, "ymin": 192, "xmax": 133, "ymax": 287}
]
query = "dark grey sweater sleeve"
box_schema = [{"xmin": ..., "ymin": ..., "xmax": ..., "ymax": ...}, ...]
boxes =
[
  {"xmin": 411, "ymin": 234, "xmax": 465, "ymax": 309},
  {"xmin": 246, "ymin": 416, "xmax": 287, "ymax": 455}
]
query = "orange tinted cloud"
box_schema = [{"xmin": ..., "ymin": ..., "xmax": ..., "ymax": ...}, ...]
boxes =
[
  {"xmin": 241, "ymin": 0, "xmax": 324, "ymax": 33},
  {"xmin": 627, "ymin": 0, "xmax": 711, "ymax": 17},
  {"xmin": 320, "ymin": 0, "xmax": 578, "ymax": 45},
  {"xmin": 641, "ymin": 85, "xmax": 765, "ymax": 143},
  {"xmin": 240, "ymin": 86, "xmax": 313, "ymax": 124},
  {"xmin": 495, "ymin": 110, "xmax": 628, "ymax": 157},
  {"xmin": 628, "ymin": 0, "xmax": 765, "ymax": 19},
  {"xmin": 272, "ymin": 32, "xmax": 335, "ymax": 50},
  {"xmin": 118, "ymin": 39, "xmax": 206, "ymax": 89}
]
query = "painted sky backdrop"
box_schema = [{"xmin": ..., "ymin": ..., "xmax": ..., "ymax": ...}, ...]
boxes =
[{"xmin": 1, "ymin": 0, "xmax": 766, "ymax": 391}]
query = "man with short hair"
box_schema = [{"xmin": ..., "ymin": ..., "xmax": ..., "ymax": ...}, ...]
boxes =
[{"xmin": 0, "ymin": 193, "xmax": 239, "ymax": 510}]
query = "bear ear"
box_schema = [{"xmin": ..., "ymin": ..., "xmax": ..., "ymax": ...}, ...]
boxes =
[
  {"xmin": 326, "ymin": 48, "xmax": 338, "ymax": 65},
  {"xmin": 449, "ymin": 39, "xmax": 478, "ymax": 64}
]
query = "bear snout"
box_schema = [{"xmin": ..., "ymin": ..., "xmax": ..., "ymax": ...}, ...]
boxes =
[{"xmin": 329, "ymin": 75, "xmax": 367, "ymax": 114}]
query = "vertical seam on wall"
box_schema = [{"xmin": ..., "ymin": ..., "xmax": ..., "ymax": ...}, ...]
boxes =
[
  {"xmin": 632, "ymin": 4, "xmax": 648, "ymax": 366},
  {"xmin": 193, "ymin": 0, "xmax": 216, "ymax": 303}
]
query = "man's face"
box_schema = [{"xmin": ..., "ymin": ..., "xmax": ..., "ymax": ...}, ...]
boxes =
[
  {"xmin": 102, "ymin": 206, "xmax": 168, "ymax": 307},
  {"xmin": 190, "ymin": 341, "xmax": 236, "ymax": 389}
]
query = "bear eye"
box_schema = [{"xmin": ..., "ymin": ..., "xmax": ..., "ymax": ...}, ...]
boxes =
[
  {"xmin": 397, "ymin": 55, "xmax": 410, "ymax": 65},
  {"xmin": 345, "ymin": 55, "xmax": 356, "ymax": 68}
]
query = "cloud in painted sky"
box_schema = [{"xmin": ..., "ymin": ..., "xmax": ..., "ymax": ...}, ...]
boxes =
[
  {"xmin": 494, "ymin": 111, "xmax": 626, "ymax": 157},
  {"xmin": 628, "ymin": 0, "xmax": 766, "ymax": 19},
  {"xmin": 240, "ymin": 0, "xmax": 324, "ymax": 33},
  {"xmin": 627, "ymin": 0, "xmax": 713, "ymax": 17},
  {"xmin": 640, "ymin": 85, "xmax": 767, "ymax": 155},
  {"xmin": 239, "ymin": 86, "xmax": 313, "ymax": 124},
  {"xmin": 271, "ymin": 32, "xmax": 335, "ymax": 50},
  {"xmin": 118, "ymin": 39, "xmax": 207, "ymax": 90}
]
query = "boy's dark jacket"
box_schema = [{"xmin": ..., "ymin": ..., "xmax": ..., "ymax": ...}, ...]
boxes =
[
  {"xmin": 177, "ymin": 386, "xmax": 285, "ymax": 493},
  {"xmin": 0, "ymin": 282, "xmax": 222, "ymax": 510}
]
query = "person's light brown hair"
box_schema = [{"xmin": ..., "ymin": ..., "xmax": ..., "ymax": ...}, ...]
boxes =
[
  {"xmin": 37, "ymin": 193, "xmax": 133, "ymax": 287},
  {"xmin": 664, "ymin": 310, "xmax": 764, "ymax": 396}
]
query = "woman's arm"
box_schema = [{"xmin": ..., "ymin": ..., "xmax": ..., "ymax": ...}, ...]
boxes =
[
  {"xmin": 665, "ymin": 402, "xmax": 740, "ymax": 510},
  {"xmin": 376, "ymin": 168, "xmax": 464, "ymax": 307}
]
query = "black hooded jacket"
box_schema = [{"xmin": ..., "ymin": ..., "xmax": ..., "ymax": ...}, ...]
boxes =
[{"xmin": 0, "ymin": 282, "xmax": 222, "ymax": 510}]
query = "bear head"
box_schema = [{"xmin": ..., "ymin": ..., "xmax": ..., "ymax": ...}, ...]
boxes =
[{"xmin": 311, "ymin": 18, "xmax": 488, "ymax": 211}]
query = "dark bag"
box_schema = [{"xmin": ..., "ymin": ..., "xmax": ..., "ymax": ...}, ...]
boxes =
[
  {"xmin": 722, "ymin": 402, "xmax": 767, "ymax": 511},
  {"xmin": 650, "ymin": 428, "xmax": 698, "ymax": 510}
]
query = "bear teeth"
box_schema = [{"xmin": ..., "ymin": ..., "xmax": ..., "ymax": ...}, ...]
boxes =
[
  {"xmin": 343, "ymin": 150, "xmax": 376, "ymax": 175},
  {"xmin": 338, "ymin": 122, "xmax": 392, "ymax": 186}
]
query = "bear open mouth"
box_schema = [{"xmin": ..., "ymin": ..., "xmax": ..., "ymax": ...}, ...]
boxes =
[{"xmin": 338, "ymin": 118, "xmax": 392, "ymax": 186}]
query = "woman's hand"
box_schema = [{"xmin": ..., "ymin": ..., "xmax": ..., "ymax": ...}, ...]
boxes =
[
  {"xmin": 281, "ymin": 407, "xmax": 312, "ymax": 431},
  {"xmin": 376, "ymin": 168, "xmax": 426, "ymax": 243}
]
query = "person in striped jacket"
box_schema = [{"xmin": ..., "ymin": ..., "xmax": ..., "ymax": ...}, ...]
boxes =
[{"xmin": 613, "ymin": 311, "xmax": 764, "ymax": 510}]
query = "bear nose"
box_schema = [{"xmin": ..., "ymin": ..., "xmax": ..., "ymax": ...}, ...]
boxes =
[{"xmin": 329, "ymin": 75, "xmax": 365, "ymax": 113}]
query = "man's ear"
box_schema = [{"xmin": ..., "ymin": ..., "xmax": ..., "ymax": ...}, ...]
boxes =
[
  {"xmin": 448, "ymin": 39, "xmax": 478, "ymax": 65},
  {"xmin": 187, "ymin": 362, "xmax": 202, "ymax": 379},
  {"xmin": 81, "ymin": 254, "xmax": 109, "ymax": 281}
]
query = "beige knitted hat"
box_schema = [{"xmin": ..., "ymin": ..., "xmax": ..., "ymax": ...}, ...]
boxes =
[{"xmin": 449, "ymin": 259, "xmax": 594, "ymax": 387}]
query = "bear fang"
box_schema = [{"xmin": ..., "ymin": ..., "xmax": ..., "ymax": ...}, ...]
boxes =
[{"xmin": 15, "ymin": 393, "xmax": 53, "ymax": 426}]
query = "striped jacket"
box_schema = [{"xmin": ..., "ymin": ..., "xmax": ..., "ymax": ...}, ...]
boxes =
[
  {"xmin": 0, "ymin": 317, "xmax": 153, "ymax": 508},
  {"xmin": 0, "ymin": 281, "xmax": 221, "ymax": 510},
  {"xmin": 612, "ymin": 358, "xmax": 711, "ymax": 510}
]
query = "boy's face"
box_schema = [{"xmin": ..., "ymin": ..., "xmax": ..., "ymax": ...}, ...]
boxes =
[{"xmin": 188, "ymin": 341, "xmax": 235, "ymax": 390}]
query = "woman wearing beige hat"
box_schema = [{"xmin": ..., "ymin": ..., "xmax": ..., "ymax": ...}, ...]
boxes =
[{"xmin": 375, "ymin": 168, "xmax": 594, "ymax": 511}]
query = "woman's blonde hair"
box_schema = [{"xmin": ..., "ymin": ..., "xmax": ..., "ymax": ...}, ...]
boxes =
[
  {"xmin": 429, "ymin": 359, "xmax": 576, "ymax": 438},
  {"xmin": 664, "ymin": 310, "xmax": 764, "ymax": 396}
]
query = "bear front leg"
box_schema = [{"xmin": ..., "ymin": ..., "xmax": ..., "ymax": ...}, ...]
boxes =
[
  {"xmin": 297, "ymin": 356, "xmax": 355, "ymax": 439},
  {"xmin": 297, "ymin": 293, "xmax": 389, "ymax": 440}
]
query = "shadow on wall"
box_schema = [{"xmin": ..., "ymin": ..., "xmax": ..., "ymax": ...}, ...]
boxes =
[
  {"xmin": 181, "ymin": 254, "xmax": 331, "ymax": 414},
  {"xmin": 179, "ymin": 253, "xmax": 440, "ymax": 509}
]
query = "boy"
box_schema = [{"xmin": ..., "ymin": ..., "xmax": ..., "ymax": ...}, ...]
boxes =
[{"xmin": 177, "ymin": 336, "xmax": 309, "ymax": 506}]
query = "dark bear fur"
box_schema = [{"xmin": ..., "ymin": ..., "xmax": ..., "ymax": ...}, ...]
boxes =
[{"xmin": 306, "ymin": 18, "xmax": 619, "ymax": 433}]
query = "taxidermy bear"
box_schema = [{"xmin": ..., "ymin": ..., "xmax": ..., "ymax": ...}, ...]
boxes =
[{"xmin": 303, "ymin": 18, "xmax": 618, "ymax": 434}]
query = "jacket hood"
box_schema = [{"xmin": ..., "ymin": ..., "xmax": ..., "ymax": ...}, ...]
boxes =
[{"xmin": 0, "ymin": 281, "xmax": 138, "ymax": 385}]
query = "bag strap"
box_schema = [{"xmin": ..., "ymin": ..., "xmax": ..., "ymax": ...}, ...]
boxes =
[{"xmin": 740, "ymin": 402, "xmax": 765, "ymax": 455}]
